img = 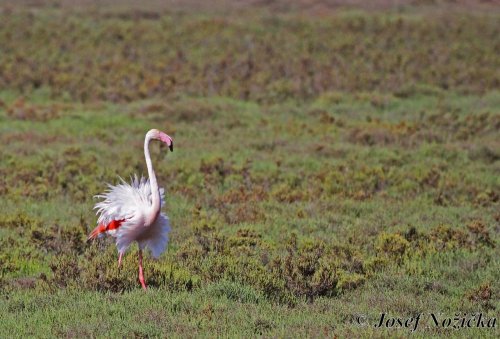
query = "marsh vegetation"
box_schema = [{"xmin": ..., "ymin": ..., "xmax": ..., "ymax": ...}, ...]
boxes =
[{"xmin": 0, "ymin": 0, "xmax": 498, "ymax": 337}]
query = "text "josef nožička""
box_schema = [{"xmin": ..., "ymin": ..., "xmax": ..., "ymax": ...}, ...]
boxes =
[{"xmin": 356, "ymin": 313, "xmax": 497, "ymax": 331}]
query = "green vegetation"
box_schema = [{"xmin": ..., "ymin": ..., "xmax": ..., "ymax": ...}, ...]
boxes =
[{"xmin": 0, "ymin": 1, "xmax": 499, "ymax": 337}]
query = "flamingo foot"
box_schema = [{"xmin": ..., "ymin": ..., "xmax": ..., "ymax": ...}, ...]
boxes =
[{"xmin": 138, "ymin": 249, "xmax": 147, "ymax": 290}]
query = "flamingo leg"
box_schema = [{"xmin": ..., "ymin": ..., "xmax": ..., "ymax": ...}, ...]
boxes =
[
  {"xmin": 138, "ymin": 249, "xmax": 147, "ymax": 290},
  {"xmin": 118, "ymin": 252, "xmax": 123, "ymax": 268}
]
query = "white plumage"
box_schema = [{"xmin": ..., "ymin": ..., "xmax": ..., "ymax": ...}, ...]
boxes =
[{"xmin": 94, "ymin": 175, "xmax": 171, "ymax": 258}]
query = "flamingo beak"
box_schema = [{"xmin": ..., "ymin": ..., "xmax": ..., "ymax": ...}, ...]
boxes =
[{"xmin": 159, "ymin": 132, "xmax": 174, "ymax": 152}]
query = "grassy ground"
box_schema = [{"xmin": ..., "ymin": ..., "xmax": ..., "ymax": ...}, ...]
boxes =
[{"xmin": 0, "ymin": 1, "xmax": 499, "ymax": 337}]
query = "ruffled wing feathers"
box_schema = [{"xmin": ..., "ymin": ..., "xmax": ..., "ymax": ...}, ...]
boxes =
[{"xmin": 93, "ymin": 174, "xmax": 165, "ymax": 226}]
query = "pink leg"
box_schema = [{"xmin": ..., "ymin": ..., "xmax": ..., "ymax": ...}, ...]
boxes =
[
  {"xmin": 118, "ymin": 252, "xmax": 123, "ymax": 268},
  {"xmin": 138, "ymin": 249, "xmax": 147, "ymax": 290}
]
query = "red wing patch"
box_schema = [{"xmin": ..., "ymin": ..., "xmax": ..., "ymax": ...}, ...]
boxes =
[{"xmin": 88, "ymin": 219, "xmax": 125, "ymax": 240}]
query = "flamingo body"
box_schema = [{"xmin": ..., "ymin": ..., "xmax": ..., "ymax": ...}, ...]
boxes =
[
  {"xmin": 91, "ymin": 176, "xmax": 171, "ymax": 258},
  {"xmin": 88, "ymin": 129, "xmax": 173, "ymax": 289}
]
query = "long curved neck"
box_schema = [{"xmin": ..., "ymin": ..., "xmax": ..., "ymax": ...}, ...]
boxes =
[{"xmin": 144, "ymin": 134, "xmax": 160, "ymax": 225}]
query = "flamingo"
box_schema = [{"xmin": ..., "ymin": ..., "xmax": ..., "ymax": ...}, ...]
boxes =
[{"xmin": 87, "ymin": 129, "xmax": 174, "ymax": 289}]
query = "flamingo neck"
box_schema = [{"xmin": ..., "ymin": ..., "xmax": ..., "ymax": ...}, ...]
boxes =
[{"xmin": 144, "ymin": 133, "xmax": 160, "ymax": 226}]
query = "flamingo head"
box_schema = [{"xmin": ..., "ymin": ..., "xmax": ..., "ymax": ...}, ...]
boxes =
[{"xmin": 148, "ymin": 129, "xmax": 174, "ymax": 151}]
